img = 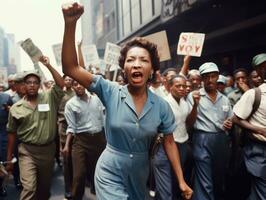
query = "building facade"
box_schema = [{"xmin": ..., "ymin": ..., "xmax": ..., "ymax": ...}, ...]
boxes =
[{"xmin": 81, "ymin": 0, "xmax": 266, "ymax": 75}]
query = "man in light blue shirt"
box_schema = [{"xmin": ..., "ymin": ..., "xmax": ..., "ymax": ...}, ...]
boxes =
[
  {"xmin": 186, "ymin": 62, "xmax": 233, "ymax": 200},
  {"xmin": 63, "ymin": 80, "xmax": 105, "ymax": 200}
]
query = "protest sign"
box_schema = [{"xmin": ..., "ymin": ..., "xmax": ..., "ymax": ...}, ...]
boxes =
[
  {"xmin": 104, "ymin": 42, "xmax": 121, "ymax": 66},
  {"xmin": 81, "ymin": 44, "xmax": 99, "ymax": 67},
  {"xmin": 144, "ymin": 30, "xmax": 171, "ymax": 62},
  {"xmin": 177, "ymin": 32, "xmax": 205, "ymax": 57},
  {"xmin": 52, "ymin": 43, "xmax": 62, "ymax": 66},
  {"xmin": 20, "ymin": 38, "xmax": 43, "ymax": 63}
]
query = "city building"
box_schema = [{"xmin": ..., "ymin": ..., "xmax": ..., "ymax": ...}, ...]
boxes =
[{"xmin": 81, "ymin": 0, "xmax": 266, "ymax": 75}]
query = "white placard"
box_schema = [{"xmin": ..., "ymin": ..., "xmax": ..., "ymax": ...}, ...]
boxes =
[
  {"xmin": 104, "ymin": 42, "xmax": 121, "ymax": 66},
  {"xmin": 52, "ymin": 43, "xmax": 62, "ymax": 66},
  {"xmin": 177, "ymin": 32, "xmax": 205, "ymax": 57},
  {"xmin": 81, "ymin": 44, "xmax": 99, "ymax": 67},
  {"xmin": 20, "ymin": 38, "xmax": 43, "ymax": 63},
  {"xmin": 143, "ymin": 30, "xmax": 171, "ymax": 62}
]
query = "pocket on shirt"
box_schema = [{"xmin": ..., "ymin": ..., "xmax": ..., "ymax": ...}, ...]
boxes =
[{"xmin": 39, "ymin": 111, "xmax": 48, "ymax": 120}]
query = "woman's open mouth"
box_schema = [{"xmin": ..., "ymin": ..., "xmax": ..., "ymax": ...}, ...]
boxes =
[{"xmin": 131, "ymin": 71, "xmax": 143, "ymax": 83}]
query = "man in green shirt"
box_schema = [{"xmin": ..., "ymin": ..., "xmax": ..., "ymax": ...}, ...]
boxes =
[{"xmin": 6, "ymin": 56, "xmax": 64, "ymax": 200}]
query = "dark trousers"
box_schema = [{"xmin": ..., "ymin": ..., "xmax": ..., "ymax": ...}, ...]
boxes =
[
  {"xmin": 61, "ymin": 141, "xmax": 73, "ymax": 194},
  {"xmin": 58, "ymin": 122, "xmax": 73, "ymax": 194},
  {"xmin": 153, "ymin": 141, "xmax": 192, "ymax": 200},
  {"xmin": 192, "ymin": 131, "xmax": 230, "ymax": 200},
  {"xmin": 72, "ymin": 132, "xmax": 106, "ymax": 200},
  {"xmin": 244, "ymin": 140, "xmax": 266, "ymax": 200}
]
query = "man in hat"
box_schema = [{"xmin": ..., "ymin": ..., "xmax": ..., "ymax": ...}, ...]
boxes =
[
  {"xmin": 4, "ymin": 74, "xmax": 16, "ymax": 99},
  {"xmin": 186, "ymin": 62, "xmax": 233, "ymax": 200},
  {"xmin": 217, "ymin": 75, "xmax": 227, "ymax": 94},
  {"xmin": 233, "ymin": 53, "xmax": 266, "ymax": 200},
  {"xmin": 12, "ymin": 72, "xmax": 26, "ymax": 103},
  {"xmin": 6, "ymin": 56, "xmax": 64, "ymax": 200}
]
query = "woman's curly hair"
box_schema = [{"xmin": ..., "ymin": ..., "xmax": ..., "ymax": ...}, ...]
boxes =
[{"xmin": 118, "ymin": 37, "xmax": 160, "ymax": 81}]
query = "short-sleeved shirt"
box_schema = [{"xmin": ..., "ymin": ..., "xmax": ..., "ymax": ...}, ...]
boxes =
[
  {"xmin": 165, "ymin": 94, "xmax": 190, "ymax": 143},
  {"xmin": 88, "ymin": 75, "xmax": 176, "ymax": 153},
  {"xmin": 187, "ymin": 87, "xmax": 233, "ymax": 132},
  {"xmin": 7, "ymin": 85, "xmax": 64, "ymax": 145},
  {"xmin": 233, "ymin": 83, "xmax": 266, "ymax": 142},
  {"xmin": 65, "ymin": 94, "xmax": 104, "ymax": 134}
]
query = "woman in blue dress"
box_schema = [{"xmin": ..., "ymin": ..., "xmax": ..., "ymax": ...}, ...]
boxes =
[{"xmin": 61, "ymin": 3, "xmax": 193, "ymax": 200}]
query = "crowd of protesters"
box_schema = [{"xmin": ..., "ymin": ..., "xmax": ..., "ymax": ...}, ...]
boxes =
[{"xmin": 0, "ymin": 2, "xmax": 265, "ymax": 200}]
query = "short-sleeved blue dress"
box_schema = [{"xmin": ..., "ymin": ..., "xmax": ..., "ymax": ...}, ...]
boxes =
[{"xmin": 88, "ymin": 75, "xmax": 176, "ymax": 200}]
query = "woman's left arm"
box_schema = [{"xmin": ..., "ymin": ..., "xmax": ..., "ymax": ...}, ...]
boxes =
[{"xmin": 163, "ymin": 134, "xmax": 193, "ymax": 200}]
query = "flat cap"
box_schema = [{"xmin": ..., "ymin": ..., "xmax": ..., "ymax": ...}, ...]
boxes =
[
  {"xmin": 217, "ymin": 75, "xmax": 226, "ymax": 84},
  {"xmin": 252, "ymin": 53, "xmax": 266, "ymax": 67},
  {"xmin": 199, "ymin": 62, "xmax": 219, "ymax": 75},
  {"xmin": 23, "ymin": 70, "xmax": 41, "ymax": 81},
  {"xmin": 7, "ymin": 74, "xmax": 16, "ymax": 81},
  {"xmin": 14, "ymin": 72, "xmax": 25, "ymax": 82}
]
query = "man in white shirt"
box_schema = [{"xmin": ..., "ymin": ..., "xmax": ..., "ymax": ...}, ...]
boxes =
[
  {"xmin": 233, "ymin": 53, "xmax": 266, "ymax": 200},
  {"xmin": 63, "ymin": 81, "xmax": 106, "ymax": 200},
  {"xmin": 153, "ymin": 75, "xmax": 196, "ymax": 199}
]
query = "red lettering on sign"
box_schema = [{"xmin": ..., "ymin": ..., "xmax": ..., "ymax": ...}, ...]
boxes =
[
  {"xmin": 195, "ymin": 45, "xmax": 201, "ymax": 53},
  {"xmin": 181, "ymin": 35, "xmax": 188, "ymax": 43},
  {"xmin": 185, "ymin": 45, "xmax": 192, "ymax": 52},
  {"xmin": 179, "ymin": 45, "xmax": 185, "ymax": 52}
]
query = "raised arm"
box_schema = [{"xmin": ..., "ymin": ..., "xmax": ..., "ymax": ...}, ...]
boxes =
[
  {"xmin": 39, "ymin": 55, "xmax": 64, "ymax": 88},
  {"xmin": 179, "ymin": 55, "xmax": 191, "ymax": 77},
  {"xmin": 62, "ymin": 2, "xmax": 93, "ymax": 87},
  {"xmin": 186, "ymin": 90, "xmax": 200, "ymax": 128}
]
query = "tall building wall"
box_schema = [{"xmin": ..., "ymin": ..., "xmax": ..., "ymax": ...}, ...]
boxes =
[{"xmin": 0, "ymin": 27, "xmax": 4, "ymax": 67}]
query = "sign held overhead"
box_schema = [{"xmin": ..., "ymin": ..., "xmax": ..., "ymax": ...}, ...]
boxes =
[
  {"xmin": 104, "ymin": 42, "xmax": 121, "ymax": 66},
  {"xmin": 177, "ymin": 32, "xmax": 205, "ymax": 57},
  {"xmin": 144, "ymin": 30, "xmax": 171, "ymax": 62},
  {"xmin": 52, "ymin": 43, "xmax": 62, "ymax": 66},
  {"xmin": 81, "ymin": 44, "xmax": 99, "ymax": 67},
  {"xmin": 20, "ymin": 38, "xmax": 43, "ymax": 63}
]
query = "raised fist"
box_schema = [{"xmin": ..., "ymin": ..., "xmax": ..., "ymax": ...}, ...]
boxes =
[{"xmin": 62, "ymin": 2, "xmax": 84, "ymax": 23}]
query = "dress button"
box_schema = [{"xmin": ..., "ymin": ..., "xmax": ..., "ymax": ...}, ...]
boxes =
[{"xmin": 129, "ymin": 154, "xmax": 133, "ymax": 158}]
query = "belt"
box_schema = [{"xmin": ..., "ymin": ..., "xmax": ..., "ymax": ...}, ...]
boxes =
[
  {"xmin": 78, "ymin": 131, "xmax": 102, "ymax": 136},
  {"xmin": 22, "ymin": 140, "xmax": 54, "ymax": 147}
]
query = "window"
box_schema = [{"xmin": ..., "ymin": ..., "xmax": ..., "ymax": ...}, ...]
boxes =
[
  {"xmin": 141, "ymin": 0, "xmax": 152, "ymax": 23},
  {"xmin": 131, "ymin": 0, "xmax": 141, "ymax": 30},
  {"xmin": 154, "ymin": 0, "xmax": 162, "ymax": 16},
  {"xmin": 123, "ymin": 0, "xmax": 131, "ymax": 35}
]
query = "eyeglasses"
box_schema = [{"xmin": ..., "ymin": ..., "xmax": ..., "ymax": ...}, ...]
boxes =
[{"xmin": 25, "ymin": 81, "xmax": 40, "ymax": 86}]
